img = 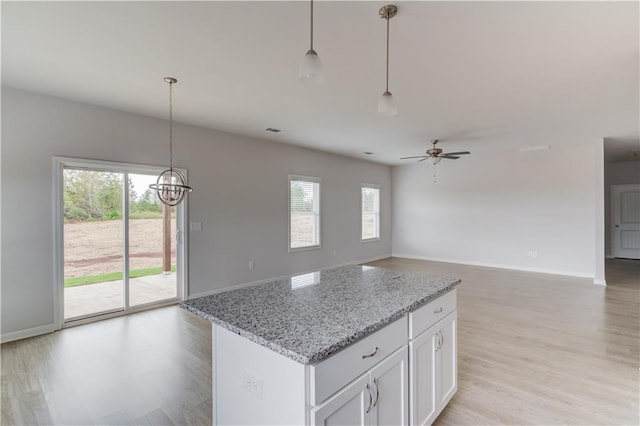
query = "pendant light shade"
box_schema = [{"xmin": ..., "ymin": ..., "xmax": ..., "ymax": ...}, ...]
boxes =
[
  {"xmin": 149, "ymin": 77, "xmax": 192, "ymax": 207},
  {"xmin": 299, "ymin": 49, "xmax": 325, "ymax": 85},
  {"xmin": 377, "ymin": 91, "xmax": 397, "ymax": 116},
  {"xmin": 378, "ymin": 5, "xmax": 398, "ymax": 116},
  {"xmin": 299, "ymin": 0, "xmax": 324, "ymax": 85},
  {"xmin": 428, "ymin": 156, "xmax": 442, "ymax": 165}
]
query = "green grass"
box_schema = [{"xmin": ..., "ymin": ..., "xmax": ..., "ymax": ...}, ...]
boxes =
[{"xmin": 65, "ymin": 265, "xmax": 176, "ymax": 288}]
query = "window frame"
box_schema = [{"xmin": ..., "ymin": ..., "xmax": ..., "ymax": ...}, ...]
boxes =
[
  {"xmin": 288, "ymin": 175, "xmax": 322, "ymax": 252},
  {"xmin": 361, "ymin": 184, "xmax": 381, "ymax": 242},
  {"xmin": 52, "ymin": 156, "xmax": 189, "ymax": 329}
]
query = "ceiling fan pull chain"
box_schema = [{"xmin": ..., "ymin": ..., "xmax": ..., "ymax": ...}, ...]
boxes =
[{"xmin": 433, "ymin": 165, "xmax": 437, "ymax": 183}]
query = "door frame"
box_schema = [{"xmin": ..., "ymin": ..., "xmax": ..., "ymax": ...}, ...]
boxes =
[
  {"xmin": 611, "ymin": 183, "xmax": 640, "ymax": 259},
  {"xmin": 52, "ymin": 156, "xmax": 189, "ymax": 329}
]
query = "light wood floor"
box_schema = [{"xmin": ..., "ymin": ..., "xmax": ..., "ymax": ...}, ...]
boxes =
[
  {"xmin": 1, "ymin": 306, "xmax": 212, "ymax": 425},
  {"xmin": 369, "ymin": 257, "xmax": 639, "ymax": 425},
  {"xmin": 1, "ymin": 258, "xmax": 638, "ymax": 425}
]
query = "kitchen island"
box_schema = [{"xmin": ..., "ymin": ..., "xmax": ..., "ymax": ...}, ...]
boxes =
[{"xmin": 182, "ymin": 264, "xmax": 460, "ymax": 425}]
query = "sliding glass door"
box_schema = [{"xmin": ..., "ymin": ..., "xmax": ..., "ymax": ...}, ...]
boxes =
[
  {"xmin": 128, "ymin": 173, "xmax": 178, "ymax": 307},
  {"xmin": 56, "ymin": 158, "xmax": 186, "ymax": 324}
]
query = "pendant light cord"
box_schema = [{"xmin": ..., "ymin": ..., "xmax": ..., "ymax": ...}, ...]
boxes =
[
  {"xmin": 310, "ymin": 0, "xmax": 314, "ymax": 51},
  {"xmin": 169, "ymin": 80, "xmax": 173, "ymax": 174},
  {"xmin": 385, "ymin": 13, "xmax": 390, "ymax": 92}
]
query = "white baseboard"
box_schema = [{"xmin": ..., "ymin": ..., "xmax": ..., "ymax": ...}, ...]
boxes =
[
  {"xmin": 593, "ymin": 279, "xmax": 607, "ymax": 286},
  {"xmin": 1, "ymin": 323, "xmax": 57, "ymax": 344},
  {"xmin": 188, "ymin": 254, "xmax": 391, "ymax": 299},
  {"xmin": 391, "ymin": 253, "xmax": 595, "ymax": 280}
]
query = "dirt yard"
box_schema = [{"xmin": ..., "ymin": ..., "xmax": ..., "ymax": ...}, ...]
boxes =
[{"xmin": 64, "ymin": 219, "xmax": 176, "ymax": 278}]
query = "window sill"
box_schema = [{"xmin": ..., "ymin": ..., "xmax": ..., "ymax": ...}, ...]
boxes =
[
  {"xmin": 361, "ymin": 238, "xmax": 381, "ymax": 243},
  {"xmin": 289, "ymin": 244, "xmax": 322, "ymax": 253}
]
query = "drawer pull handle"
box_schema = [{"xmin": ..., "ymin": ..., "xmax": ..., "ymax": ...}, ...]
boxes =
[
  {"xmin": 362, "ymin": 347, "xmax": 379, "ymax": 359},
  {"xmin": 373, "ymin": 378, "xmax": 380, "ymax": 407},
  {"xmin": 433, "ymin": 307, "xmax": 443, "ymax": 314},
  {"xmin": 365, "ymin": 383, "xmax": 373, "ymax": 413},
  {"xmin": 435, "ymin": 330, "xmax": 443, "ymax": 352}
]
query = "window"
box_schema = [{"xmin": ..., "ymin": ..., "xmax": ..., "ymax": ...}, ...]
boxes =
[
  {"xmin": 362, "ymin": 185, "xmax": 380, "ymax": 241},
  {"xmin": 289, "ymin": 176, "xmax": 321, "ymax": 250}
]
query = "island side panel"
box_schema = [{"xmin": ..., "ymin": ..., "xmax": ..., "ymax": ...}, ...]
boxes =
[{"xmin": 214, "ymin": 325, "xmax": 307, "ymax": 425}]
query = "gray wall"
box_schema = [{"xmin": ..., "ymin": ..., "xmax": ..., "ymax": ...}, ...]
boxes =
[
  {"xmin": 391, "ymin": 144, "xmax": 599, "ymax": 278},
  {"xmin": 1, "ymin": 88, "xmax": 392, "ymax": 338},
  {"xmin": 604, "ymin": 161, "xmax": 640, "ymax": 256}
]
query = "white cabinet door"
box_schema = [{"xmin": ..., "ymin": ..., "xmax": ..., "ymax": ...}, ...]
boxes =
[
  {"xmin": 312, "ymin": 375, "xmax": 370, "ymax": 426},
  {"xmin": 437, "ymin": 311, "xmax": 457, "ymax": 408},
  {"xmin": 409, "ymin": 325, "xmax": 438, "ymax": 426},
  {"xmin": 369, "ymin": 346, "xmax": 408, "ymax": 426}
]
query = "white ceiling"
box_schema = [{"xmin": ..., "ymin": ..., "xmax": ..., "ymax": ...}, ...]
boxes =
[{"xmin": 3, "ymin": 1, "xmax": 639, "ymax": 165}]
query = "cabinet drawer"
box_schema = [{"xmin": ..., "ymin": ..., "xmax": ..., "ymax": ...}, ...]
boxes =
[
  {"xmin": 409, "ymin": 289, "xmax": 456, "ymax": 339},
  {"xmin": 309, "ymin": 316, "xmax": 408, "ymax": 406}
]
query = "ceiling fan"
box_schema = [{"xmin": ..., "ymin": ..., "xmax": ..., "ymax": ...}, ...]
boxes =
[{"xmin": 400, "ymin": 140, "xmax": 471, "ymax": 164}]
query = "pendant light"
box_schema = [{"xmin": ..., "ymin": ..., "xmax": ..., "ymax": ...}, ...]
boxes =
[
  {"xmin": 149, "ymin": 77, "xmax": 192, "ymax": 206},
  {"xmin": 299, "ymin": 0, "xmax": 325, "ymax": 85},
  {"xmin": 378, "ymin": 5, "xmax": 398, "ymax": 116}
]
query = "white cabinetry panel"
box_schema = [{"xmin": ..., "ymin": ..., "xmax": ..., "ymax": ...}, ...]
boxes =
[
  {"xmin": 438, "ymin": 312, "xmax": 458, "ymax": 408},
  {"xmin": 409, "ymin": 325, "xmax": 438, "ymax": 425},
  {"xmin": 312, "ymin": 375, "xmax": 370, "ymax": 426},
  {"xmin": 370, "ymin": 346, "xmax": 408, "ymax": 426}
]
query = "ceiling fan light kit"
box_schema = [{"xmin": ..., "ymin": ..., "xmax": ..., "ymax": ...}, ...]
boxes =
[
  {"xmin": 299, "ymin": 0, "xmax": 325, "ymax": 86},
  {"xmin": 400, "ymin": 140, "xmax": 472, "ymax": 182},
  {"xmin": 377, "ymin": 4, "xmax": 398, "ymax": 116},
  {"xmin": 149, "ymin": 77, "xmax": 193, "ymax": 207}
]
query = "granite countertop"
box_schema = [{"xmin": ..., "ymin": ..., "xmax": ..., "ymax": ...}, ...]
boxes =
[{"xmin": 181, "ymin": 265, "xmax": 460, "ymax": 364}]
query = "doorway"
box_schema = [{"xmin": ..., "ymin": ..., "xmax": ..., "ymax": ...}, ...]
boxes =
[
  {"xmin": 54, "ymin": 157, "xmax": 187, "ymax": 325},
  {"xmin": 611, "ymin": 184, "xmax": 640, "ymax": 260}
]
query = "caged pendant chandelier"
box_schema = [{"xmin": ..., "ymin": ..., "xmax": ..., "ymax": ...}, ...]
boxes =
[
  {"xmin": 377, "ymin": 5, "xmax": 398, "ymax": 116},
  {"xmin": 149, "ymin": 77, "xmax": 192, "ymax": 207},
  {"xmin": 299, "ymin": 0, "xmax": 325, "ymax": 85}
]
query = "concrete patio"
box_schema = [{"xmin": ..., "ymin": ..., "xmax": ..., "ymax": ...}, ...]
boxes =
[{"xmin": 64, "ymin": 272, "xmax": 177, "ymax": 320}]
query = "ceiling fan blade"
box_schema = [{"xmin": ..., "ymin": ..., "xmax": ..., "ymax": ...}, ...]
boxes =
[
  {"xmin": 417, "ymin": 157, "xmax": 429, "ymax": 162},
  {"xmin": 442, "ymin": 151, "xmax": 471, "ymax": 156},
  {"xmin": 441, "ymin": 155, "xmax": 460, "ymax": 159},
  {"xmin": 400, "ymin": 155, "xmax": 429, "ymax": 160}
]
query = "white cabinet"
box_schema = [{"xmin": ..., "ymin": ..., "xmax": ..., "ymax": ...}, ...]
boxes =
[
  {"xmin": 408, "ymin": 324, "xmax": 438, "ymax": 425},
  {"xmin": 370, "ymin": 346, "xmax": 409, "ymax": 426},
  {"xmin": 310, "ymin": 317, "xmax": 407, "ymax": 406},
  {"xmin": 211, "ymin": 289, "xmax": 457, "ymax": 426},
  {"xmin": 437, "ymin": 312, "xmax": 457, "ymax": 409},
  {"xmin": 312, "ymin": 375, "xmax": 370, "ymax": 426},
  {"xmin": 312, "ymin": 346, "xmax": 408, "ymax": 426},
  {"xmin": 409, "ymin": 311, "xmax": 457, "ymax": 426}
]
